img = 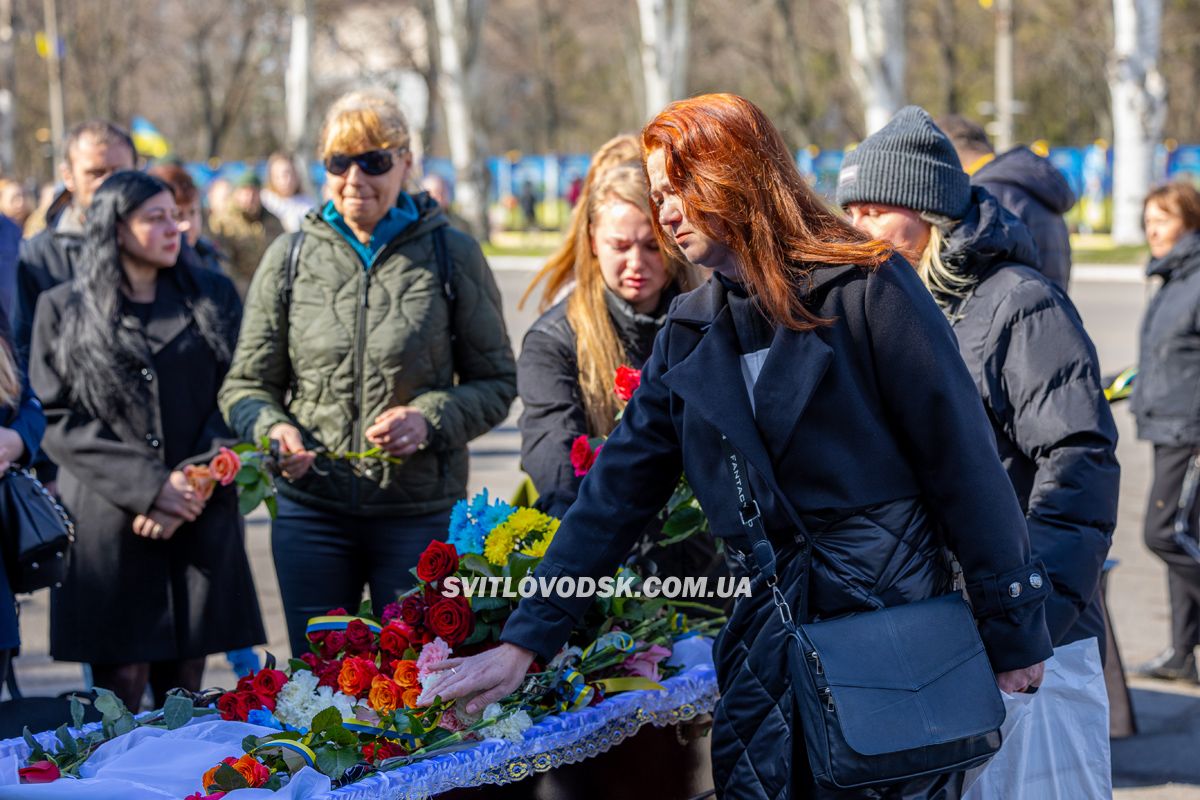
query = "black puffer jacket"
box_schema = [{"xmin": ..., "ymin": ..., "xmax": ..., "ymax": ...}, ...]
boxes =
[
  {"xmin": 972, "ymin": 146, "xmax": 1077, "ymax": 290},
  {"xmin": 518, "ymin": 289, "xmax": 670, "ymax": 517},
  {"xmin": 941, "ymin": 189, "xmax": 1119, "ymax": 649},
  {"xmin": 1132, "ymin": 233, "xmax": 1200, "ymax": 446},
  {"xmin": 502, "ymin": 260, "xmax": 1052, "ymax": 799}
]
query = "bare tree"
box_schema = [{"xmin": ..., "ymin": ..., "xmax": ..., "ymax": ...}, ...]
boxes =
[
  {"xmin": 637, "ymin": 0, "xmax": 689, "ymax": 121},
  {"xmin": 286, "ymin": 0, "xmax": 314, "ymax": 157},
  {"xmin": 1109, "ymin": 0, "xmax": 1166, "ymax": 244},
  {"xmin": 844, "ymin": 0, "xmax": 906, "ymax": 134},
  {"xmin": 432, "ymin": 0, "xmax": 489, "ymax": 239}
]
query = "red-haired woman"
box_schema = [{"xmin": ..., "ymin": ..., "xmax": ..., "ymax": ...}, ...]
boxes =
[{"xmin": 424, "ymin": 94, "xmax": 1051, "ymax": 797}]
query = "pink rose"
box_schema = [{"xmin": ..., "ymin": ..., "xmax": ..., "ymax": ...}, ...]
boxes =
[{"xmin": 620, "ymin": 644, "xmax": 672, "ymax": 682}]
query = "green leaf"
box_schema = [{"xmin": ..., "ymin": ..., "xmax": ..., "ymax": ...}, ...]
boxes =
[
  {"xmin": 263, "ymin": 493, "xmax": 278, "ymax": 519},
  {"xmin": 212, "ymin": 762, "xmax": 250, "ymax": 791},
  {"xmin": 112, "ymin": 713, "xmax": 136, "ymax": 737},
  {"xmin": 460, "ymin": 623, "xmax": 491, "ymax": 647},
  {"xmin": 460, "ymin": 553, "xmax": 497, "ymax": 577},
  {"xmin": 242, "ymin": 733, "xmax": 261, "ymax": 754},
  {"xmin": 315, "ymin": 746, "xmax": 342, "ymax": 778},
  {"xmin": 469, "ymin": 595, "xmax": 508, "ymax": 612},
  {"xmin": 506, "ymin": 552, "xmax": 539, "ymax": 582},
  {"xmin": 328, "ymin": 724, "xmax": 358, "ymax": 747},
  {"xmin": 23, "ymin": 727, "xmax": 46, "ymax": 761},
  {"xmin": 661, "ymin": 505, "xmax": 705, "ymax": 537},
  {"xmin": 335, "ymin": 746, "xmax": 360, "ymax": 778},
  {"xmin": 310, "ymin": 706, "xmax": 342, "ymax": 735},
  {"xmin": 238, "ymin": 482, "xmax": 267, "ymax": 515},
  {"xmin": 234, "ymin": 465, "xmax": 260, "ymax": 485},
  {"xmin": 163, "ymin": 695, "xmax": 194, "ymax": 730},
  {"xmin": 92, "ymin": 689, "xmax": 126, "ymax": 722},
  {"xmin": 356, "ymin": 598, "xmax": 372, "ymax": 617},
  {"xmin": 54, "ymin": 724, "xmax": 77, "ymax": 757},
  {"xmin": 233, "ymin": 442, "xmax": 258, "ymax": 455},
  {"xmin": 289, "ymin": 658, "xmax": 312, "ymax": 673},
  {"xmin": 69, "ymin": 697, "xmax": 84, "ymax": 731}
]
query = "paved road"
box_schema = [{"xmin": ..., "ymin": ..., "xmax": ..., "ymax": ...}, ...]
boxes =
[{"xmin": 11, "ymin": 260, "xmax": 1200, "ymax": 797}]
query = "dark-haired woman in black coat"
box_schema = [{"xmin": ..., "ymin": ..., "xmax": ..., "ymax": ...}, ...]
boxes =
[{"xmin": 29, "ymin": 171, "xmax": 265, "ymax": 712}]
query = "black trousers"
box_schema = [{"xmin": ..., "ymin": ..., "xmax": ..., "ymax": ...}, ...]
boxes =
[
  {"xmin": 272, "ymin": 495, "xmax": 450, "ymax": 658},
  {"xmin": 1144, "ymin": 445, "xmax": 1200, "ymax": 653}
]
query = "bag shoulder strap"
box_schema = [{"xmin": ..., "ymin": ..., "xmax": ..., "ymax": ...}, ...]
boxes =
[
  {"xmin": 433, "ymin": 226, "xmax": 457, "ymax": 347},
  {"xmin": 282, "ymin": 230, "xmax": 305, "ymax": 309}
]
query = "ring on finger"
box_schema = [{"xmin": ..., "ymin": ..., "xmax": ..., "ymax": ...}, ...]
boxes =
[{"xmin": 450, "ymin": 667, "xmax": 458, "ymax": 675}]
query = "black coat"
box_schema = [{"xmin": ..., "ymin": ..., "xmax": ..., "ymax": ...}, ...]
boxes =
[
  {"xmin": 1132, "ymin": 233, "xmax": 1200, "ymax": 447},
  {"xmin": 14, "ymin": 211, "xmax": 82, "ymax": 367},
  {"xmin": 942, "ymin": 189, "xmax": 1119, "ymax": 649},
  {"xmin": 501, "ymin": 260, "xmax": 1052, "ymax": 798},
  {"xmin": 972, "ymin": 147, "xmax": 1077, "ymax": 290},
  {"xmin": 29, "ymin": 264, "xmax": 266, "ymax": 664},
  {"xmin": 518, "ymin": 290, "xmax": 668, "ymax": 517}
]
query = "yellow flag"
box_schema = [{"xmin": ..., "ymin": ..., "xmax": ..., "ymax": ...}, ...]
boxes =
[{"xmin": 34, "ymin": 31, "xmax": 49, "ymax": 59}]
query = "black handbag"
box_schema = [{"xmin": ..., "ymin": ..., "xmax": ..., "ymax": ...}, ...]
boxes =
[
  {"xmin": 720, "ymin": 436, "xmax": 1005, "ymax": 790},
  {"xmin": 0, "ymin": 468, "xmax": 74, "ymax": 594}
]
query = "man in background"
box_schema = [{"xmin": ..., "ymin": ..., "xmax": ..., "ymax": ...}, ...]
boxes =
[
  {"xmin": 208, "ymin": 171, "xmax": 283, "ymax": 298},
  {"xmin": 938, "ymin": 114, "xmax": 1077, "ymax": 291}
]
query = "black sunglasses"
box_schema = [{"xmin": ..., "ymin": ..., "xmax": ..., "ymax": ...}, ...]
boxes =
[{"xmin": 324, "ymin": 148, "xmax": 405, "ymax": 176}]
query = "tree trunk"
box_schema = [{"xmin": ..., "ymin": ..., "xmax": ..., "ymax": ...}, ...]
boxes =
[
  {"xmin": 844, "ymin": 0, "xmax": 905, "ymax": 135},
  {"xmin": 1109, "ymin": 0, "xmax": 1166, "ymax": 245},
  {"xmin": 432, "ymin": 0, "xmax": 488, "ymax": 241},
  {"xmin": 286, "ymin": 0, "xmax": 313, "ymax": 159},
  {"xmin": 637, "ymin": 0, "xmax": 689, "ymax": 121},
  {"xmin": 0, "ymin": 0, "xmax": 14, "ymax": 175}
]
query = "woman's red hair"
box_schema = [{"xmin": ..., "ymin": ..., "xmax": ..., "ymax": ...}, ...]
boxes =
[{"xmin": 642, "ymin": 93, "xmax": 893, "ymax": 330}]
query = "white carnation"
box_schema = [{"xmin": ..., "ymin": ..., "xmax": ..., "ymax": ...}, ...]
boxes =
[
  {"xmin": 274, "ymin": 670, "xmax": 356, "ymax": 730},
  {"xmin": 486, "ymin": 710, "xmax": 533, "ymax": 743}
]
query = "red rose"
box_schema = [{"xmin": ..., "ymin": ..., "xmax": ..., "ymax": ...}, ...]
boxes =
[
  {"xmin": 236, "ymin": 674, "xmax": 255, "ymax": 693},
  {"xmin": 338, "ymin": 656, "xmax": 379, "ymax": 698},
  {"xmin": 570, "ymin": 435, "xmax": 600, "ymax": 477},
  {"xmin": 426, "ymin": 596, "xmax": 474, "ymax": 647},
  {"xmin": 299, "ymin": 652, "xmax": 321, "ymax": 669},
  {"xmin": 254, "ymin": 692, "xmax": 277, "ymax": 712},
  {"xmin": 345, "ymin": 619, "xmax": 377, "ymax": 654},
  {"xmin": 379, "ymin": 623, "xmax": 411, "ymax": 657},
  {"xmin": 217, "ymin": 690, "xmax": 262, "ymax": 721},
  {"xmin": 320, "ymin": 629, "xmax": 348, "ymax": 659},
  {"xmin": 614, "ymin": 365, "xmax": 642, "ymax": 402},
  {"xmin": 362, "ymin": 741, "xmax": 406, "ymax": 762},
  {"xmin": 399, "ymin": 595, "xmax": 426, "ymax": 628},
  {"xmin": 417, "ymin": 540, "xmax": 460, "ymax": 584},
  {"xmin": 325, "ymin": 607, "xmax": 349, "ymax": 615},
  {"xmin": 315, "ymin": 659, "xmax": 341, "ymax": 689},
  {"xmin": 18, "ymin": 760, "xmax": 60, "ymax": 784},
  {"xmin": 251, "ymin": 668, "xmax": 288, "ymax": 698}
]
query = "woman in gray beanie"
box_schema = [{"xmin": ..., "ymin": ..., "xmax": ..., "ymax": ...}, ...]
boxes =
[{"xmin": 839, "ymin": 105, "xmax": 1120, "ymax": 659}]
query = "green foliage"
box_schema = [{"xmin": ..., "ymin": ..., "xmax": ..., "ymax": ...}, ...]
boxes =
[{"xmin": 163, "ymin": 695, "xmax": 194, "ymax": 731}]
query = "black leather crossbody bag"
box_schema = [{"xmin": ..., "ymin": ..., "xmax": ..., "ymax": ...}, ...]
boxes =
[
  {"xmin": 0, "ymin": 468, "xmax": 74, "ymax": 593},
  {"xmin": 720, "ymin": 436, "xmax": 1005, "ymax": 789}
]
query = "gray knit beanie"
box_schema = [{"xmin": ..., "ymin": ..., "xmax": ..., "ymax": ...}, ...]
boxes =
[{"xmin": 836, "ymin": 106, "xmax": 971, "ymax": 220}]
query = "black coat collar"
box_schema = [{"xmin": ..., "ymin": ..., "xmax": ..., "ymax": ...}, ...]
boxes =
[{"xmin": 119, "ymin": 269, "xmax": 195, "ymax": 358}]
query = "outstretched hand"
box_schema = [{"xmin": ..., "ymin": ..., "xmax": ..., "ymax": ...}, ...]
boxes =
[{"xmin": 417, "ymin": 643, "xmax": 535, "ymax": 715}]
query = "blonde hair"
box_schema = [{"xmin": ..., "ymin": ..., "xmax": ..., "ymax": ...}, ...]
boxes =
[
  {"xmin": 917, "ymin": 220, "xmax": 974, "ymax": 306},
  {"xmin": 0, "ymin": 339, "xmax": 21, "ymax": 409},
  {"xmin": 566, "ymin": 164, "xmax": 697, "ymax": 435},
  {"xmin": 520, "ymin": 134, "xmax": 643, "ymax": 312},
  {"xmin": 319, "ymin": 89, "xmax": 410, "ymax": 159}
]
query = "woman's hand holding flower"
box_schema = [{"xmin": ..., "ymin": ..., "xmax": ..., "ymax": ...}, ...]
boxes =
[
  {"xmin": 154, "ymin": 470, "xmax": 206, "ymax": 521},
  {"xmin": 268, "ymin": 423, "xmax": 316, "ymax": 481},
  {"xmin": 132, "ymin": 509, "xmax": 184, "ymax": 540},
  {"xmin": 366, "ymin": 406, "xmax": 430, "ymax": 458},
  {"xmin": 417, "ymin": 642, "xmax": 535, "ymax": 715}
]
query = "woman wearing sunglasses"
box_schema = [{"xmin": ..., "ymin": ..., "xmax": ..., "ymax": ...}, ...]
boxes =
[{"xmin": 220, "ymin": 89, "xmax": 517, "ymax": 657}]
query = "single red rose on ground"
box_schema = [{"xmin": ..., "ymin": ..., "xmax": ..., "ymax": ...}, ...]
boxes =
[
  {"xmin": 251, "ymin": 668, "xmax": 288, "ymax": 698},
  {"xmin": 210, "ymin": 447, "xmax": 241, "ymax": 486},
  {"xmin": 417, "ymin": 540, "xmax": 460, "ymax": 583},
  {"xmin": 338, "ymin": 656, "xmax": 379, "ymax": 697},
  {"xmin": 379, "ymin": 623, "xmax": 411, "ymax": 656},
  {"xmin": 426, "ymin": 596, "xmax": 473, "ymax": 647},
  {"xmin": 345, "ymin": 619, "xmax": 377, "ymax": 654},
  {"xmin": 614, "ymin": 365, "xmax": 642, "ymax": 401},
  {"xmin": 399, "ymin": 595, "xmax": 426, "ymax": 628},
  {"xmin": 320, "ymin": 629, "xmax": 348, "ymax": 659},
  {"xmin": 569, "ymin": 435, "xmax": 600, "ymax": 477},
  {"xmin": 18, "ymin": 760, "xmax": 60, "ymax": 783}
]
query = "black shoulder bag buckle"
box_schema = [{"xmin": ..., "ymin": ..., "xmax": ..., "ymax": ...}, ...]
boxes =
[{"xmin": 720, "ymin": 435, "xmax": 1005, "ymax": 790}]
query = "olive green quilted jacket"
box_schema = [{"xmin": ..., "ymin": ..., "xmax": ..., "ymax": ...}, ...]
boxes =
[{"xmin": 219, "ymin": 197, "xmax": 516, "ymax": 516}]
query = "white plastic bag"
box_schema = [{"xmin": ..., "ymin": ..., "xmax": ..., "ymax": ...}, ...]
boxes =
[{"xmin": 962, "ymin": 637, "xmax": 1112, "ymax": 800}]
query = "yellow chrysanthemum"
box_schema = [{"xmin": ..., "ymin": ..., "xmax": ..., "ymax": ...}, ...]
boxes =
[
  {"xmin": 521, "ymin": 535, "xmax": 552, "ymax": 559},
  {"xmin": 484, "ymin": 524, "xmax": 521, "ymax": 566}
]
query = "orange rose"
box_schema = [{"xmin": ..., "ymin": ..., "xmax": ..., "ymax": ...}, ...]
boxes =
[
  {"xmin": 183, "ymin": 464, "xmax": 216, "ymax": 501},
  {"xmin": 402, "ymin": 686, "xmax": 422, "ymax": 709},
  {"xmin": 202, "ymin": 757, "xmax": 235, "ymax": 791},
  {"xmin": 368, "ymin": 674, "xmax": 402, "ymax": 714},
  {"xmin": 392, "ymin": 659, "xmax": 420, "ymax": 689},
  {"xmin": 338, "ymin": 656, "xmax": 378, "ymax": 698},
  {"xmin": 210, "ymin": 447, "xmax": 241, "ymax": 487}
]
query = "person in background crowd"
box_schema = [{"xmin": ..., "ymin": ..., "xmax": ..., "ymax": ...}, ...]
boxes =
[
  {"xmin": 261, "ymin": 152, "xmax": 315, "ymax": 234},
  {"xmin": 0, "ymin": 199, "xmax": 19, "ymax": 318},
  {"xmin": 147, "ymin": 162, "xmax": 224, "ymax": 274},
  {"xmin": 423, "ymin": 93, "xmax": 1051, "ymax": 799},
  {"xmin": 219, "ymin": 89, "xmax": 517, "ymax": 658},
  {"xmin": 1130, "ymin": 181, "xmax": 1200, "ymax": 682},
  {"xmin": 0, "ymin": 300, "xmax": 47, "ymax": 692},
  {"xmin": 419, "ymin": 173, "xmax": 472, "ymax": 235},
  {"xmin": 565, "ymin": 173, "xmax": 583, "ymax": 207},
  {"xmin": 14, "ymin": 120, "xmax": 136, "ymax": 367},
  {"xmin": 938, "ymin": 114, "xmax": 1077, "ymax": 290},
  {"xmin": 0, "ymin": 179, "xmax": 33, "ymax": 230},
  {"xmin": 29, "ymin": 171, "xmax": 265, "ymax": 712},
  {"xmin": 840, "ymin": 106, "xmax": 1119, "ymax": 657},
  {"xmin": 205, "ymin": 178, "xmax": 232, "ymax": 227},
  {"xmin": 21, "ymin": 184, "xmax": 60, "ymax": 239},
  {"xmin": 520, "ymin": 134, "xmax": 642, "ymax": 312},
  {"xmin": 208, "ymin": 172, "xmax": 284, "ymax": 298},
  {"xmin": 519, "ymin": 179, "xmax": 538, "ymax": 231}
]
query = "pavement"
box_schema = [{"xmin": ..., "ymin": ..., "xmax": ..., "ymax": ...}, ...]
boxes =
[{"xmin": 10, "ymin": 259, "xmax": 1200, "ymax": 797}]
